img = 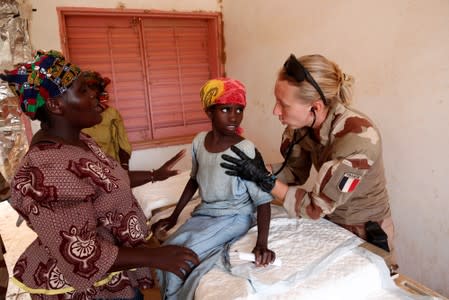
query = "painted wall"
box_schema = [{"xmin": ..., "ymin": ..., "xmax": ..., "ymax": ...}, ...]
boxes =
[
  {"xmin": 222, "ymin": 0, "xmax": 449, "ymax": 296},
  {"xmin": 29, "ymin": 0, "xmax": 222, "ymax": 171}
]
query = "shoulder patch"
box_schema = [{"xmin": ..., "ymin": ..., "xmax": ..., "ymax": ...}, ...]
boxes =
[{"xmin": 338, "ymin": 172, "xmax": 361, "ymax": 192}]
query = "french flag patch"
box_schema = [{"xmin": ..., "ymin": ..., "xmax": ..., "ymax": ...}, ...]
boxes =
[{"xmin": 338, "ymin": 173, "xmax": 361, "ymax": 193}]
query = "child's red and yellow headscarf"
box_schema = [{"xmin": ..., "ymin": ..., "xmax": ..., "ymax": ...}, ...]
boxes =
[{"xmin": 200, "ymin": 78, "xmax": 246, "ymax": 110}]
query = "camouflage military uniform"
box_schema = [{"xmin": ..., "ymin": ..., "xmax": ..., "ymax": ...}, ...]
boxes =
[{"xmin": 274, "ymin": 102, "xmax": 395, "ymax": 262}]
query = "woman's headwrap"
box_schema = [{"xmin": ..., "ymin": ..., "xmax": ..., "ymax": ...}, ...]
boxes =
[
  {"xmin": 200, "ymin": 77, "xmax": 246, "ymax": 110},
  {"xmin": 0, "ymin": 50, "xmax": 81, "ymax": 120},
  {"xmin": 83, "ymin": 71, "xmax": 111, "ymax": 105}
]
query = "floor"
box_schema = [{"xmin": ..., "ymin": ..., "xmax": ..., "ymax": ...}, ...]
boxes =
[
  {"xmin": 0, "ymin": 201, "xmax": 163, "ymax": 300},
  {"xmin": 0, "ymin": 201, "xmax": 35, "ymax": 300}
]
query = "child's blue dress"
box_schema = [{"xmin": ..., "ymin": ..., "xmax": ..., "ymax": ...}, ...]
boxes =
[{"xmin": 158, "ymin": 132, "xmax": 272, "ymax": 299}]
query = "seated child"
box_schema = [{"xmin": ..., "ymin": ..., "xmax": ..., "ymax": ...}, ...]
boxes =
[{"xmin": 151, "ymin": 78, "xmax": 275, "ymax": 299}]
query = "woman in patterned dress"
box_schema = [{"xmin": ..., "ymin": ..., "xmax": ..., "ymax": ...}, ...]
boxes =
[{"xmin": 0, "ymin": 50, "xmax": 199, "ymax": 299}]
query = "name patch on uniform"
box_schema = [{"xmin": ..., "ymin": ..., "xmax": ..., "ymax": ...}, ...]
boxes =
[{"xmin": 338, "ymin": 173, "xmax": 361, "ymax": 193}]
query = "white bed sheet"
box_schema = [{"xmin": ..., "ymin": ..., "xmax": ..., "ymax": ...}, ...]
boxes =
[
  {"xmin": 196, "ymin": 217, "xmax": 432, "ymax": 300},
  {"xmin": 132, "ymin": 170, "xmax": 196, "ymax": 219}
]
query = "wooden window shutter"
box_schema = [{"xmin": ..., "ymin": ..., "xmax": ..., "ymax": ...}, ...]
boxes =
[
  {"xmin": 64, "ymin": 16, "xmax": 152, "ymax": 143},
  {"xmin": 61, "ymin": 10, "xmax": 222, "ymax": 147},
  {"xmin": 141, "ymin": 18, "xmax": 211, "ymax": 139}
]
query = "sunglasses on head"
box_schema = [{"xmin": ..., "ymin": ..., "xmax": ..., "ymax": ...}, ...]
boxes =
[{"xmin": 283, "ymin": 54, "xmax": 328, "ymax": 105}]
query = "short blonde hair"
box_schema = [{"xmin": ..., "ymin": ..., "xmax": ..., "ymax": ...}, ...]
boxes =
[{"xmin": 278, "ymin": 54, "xmax": 354, "ymax": 106}]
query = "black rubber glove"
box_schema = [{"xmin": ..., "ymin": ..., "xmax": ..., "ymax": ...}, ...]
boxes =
[{"xmin": 221, "ymin": 145, "xmax": 276, "ymax": 193}]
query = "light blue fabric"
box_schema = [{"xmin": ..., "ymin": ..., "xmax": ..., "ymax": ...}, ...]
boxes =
[
  {"xmin": 158, "ymin": 214, "xmax": 253, "ymax": 299},
  {"xmin": 191, "ymin": 132, "xmax": 272, "ymax": 217},
  {"xmin": 158, "ymin": 132, "xmax": 273, "ymax": 300}
]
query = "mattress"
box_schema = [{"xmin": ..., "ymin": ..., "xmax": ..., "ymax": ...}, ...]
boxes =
[
  {"xmin": 1, "ymin": 170, "xmax": 436, "ymax": 300},
  {"xmin": 196, "ymin": 217, "xmax": 430, "ymax": 299},
  {"xmin": 136, "ymin": 171, "xmax": 434, "ymax": 300}
]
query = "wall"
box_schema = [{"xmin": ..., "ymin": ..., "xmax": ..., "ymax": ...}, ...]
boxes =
[
  {"xmin": 29, "ymin": 0, "xmax": 221, "ymax": 171},
  {"xmin": 222, "ymin": 0, "xmax": 449, "ymax": 296}
]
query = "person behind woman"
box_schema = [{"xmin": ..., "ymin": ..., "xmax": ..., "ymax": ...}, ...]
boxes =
[
  {"xmin": 0, "ymin": 50, "xmax": 199, "ymax": 299},
  {"xmin": 80, "ymin": 71, "xmax": 187, "ymax": 172},
  {"xmin": 81, "ymin": 71, "xmax": 133, "ymax": 170},
  {"xmin": 221, "ymin": 54, "xmax": 397, "ymax": 269},
  {"xmin": 152, "ymin": 78, "xmax": 275, "ymax": 299}
]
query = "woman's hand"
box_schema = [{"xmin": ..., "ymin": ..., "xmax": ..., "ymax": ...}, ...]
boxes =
[
  {"xmin": 252, "ymin": 245, "xmax": 276, "ymax": 267},
  {"xmin": 148, "ymin": 245, "xmax": 200, "ymax": 280},
  {"xmin": 221, "ymin": 146, "xmax": 276, "ymax": 193},
  {"xmin": 111, "ymin": 240, "xmax": 199, "ymax": 280},
  {"xmin": 153, "ymin": 149, "xmax": 186, "ymax": 181},
  {"xmin": 119, "ymin": 148, "xmax": 131, "ymax": 170}
]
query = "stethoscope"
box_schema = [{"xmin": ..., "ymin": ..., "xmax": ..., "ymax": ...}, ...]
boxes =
[{"xmin": 273, "ymin": 108, "xmax": 316, "ymax": 176}]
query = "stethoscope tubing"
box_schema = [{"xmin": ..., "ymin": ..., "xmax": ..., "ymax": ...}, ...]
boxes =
[{"xmin": 273, "ymin": 110, "xmax": 316, "ymax": 176}]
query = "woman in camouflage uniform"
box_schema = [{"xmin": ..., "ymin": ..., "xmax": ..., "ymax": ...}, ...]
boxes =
[{"xmin": 221, "ymin": 54, "xmax": 396, "ymax": 268}]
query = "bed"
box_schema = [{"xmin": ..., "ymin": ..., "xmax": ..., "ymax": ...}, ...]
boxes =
[
  {"xmin": 133, "ymin": 171, "xmax": 438, "ymax": 300},
  {"xmin": 0, "ymin": 171, "xmax": 440, "ymax": 299}
]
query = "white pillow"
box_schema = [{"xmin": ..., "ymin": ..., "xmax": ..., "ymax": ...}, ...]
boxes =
[{"xmin": 132, "ymin": 170, "xmax": 194, "ymax": 218}]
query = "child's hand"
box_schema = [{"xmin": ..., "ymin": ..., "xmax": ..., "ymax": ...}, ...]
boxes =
[
  {"xmin": 252, "ymin": 246, "xmax": 276, "ymax": 267},
  {"xmin": 151, "ymin": 216, "xmax": 177, "ymax": 236}
]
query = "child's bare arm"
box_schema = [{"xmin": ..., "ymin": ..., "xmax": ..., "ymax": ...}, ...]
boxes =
[
  {"xmin": 169, "ymin": 178, "xmax": 199, "ymax": 221},
  {"xmin": 253, "ymin": 202, "xmax": 276, "ymax": 266},
  {"xmin": 151, "ymin": 178, "xmax": 199, "ymax": 233}
]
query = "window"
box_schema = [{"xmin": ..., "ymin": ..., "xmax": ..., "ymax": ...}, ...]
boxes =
[{"xmin": 59, "ymin": 8, "xmax": 223, "ymax": 148}]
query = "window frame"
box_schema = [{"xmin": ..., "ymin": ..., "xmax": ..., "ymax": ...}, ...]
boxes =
[{"xmin": 58, "ymin": 7, "xmax": 224, "ymax": 149}]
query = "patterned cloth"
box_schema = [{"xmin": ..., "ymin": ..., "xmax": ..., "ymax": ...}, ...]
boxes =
[
  {"xmin": 159, "ymin": 132, "xmax": 272, "ymax": 299},
  {"xmin": 0, "ymin": 235, "xmax": 8, "ymax": 300},
  {"xmin": 200, "ymin": 78, "xmax": 246, "ymax": 135},
  {"xmin": 0, "ymin": 170, "xmax": 11, "ymax": 300},
  {"xmin": 276, "ymin": 102, "xmax": 391, "ymax": 225},
  {"xmin": 0, "ymin": 172, "xmax": 10, "ymax": 202},
  {"xmin": 0, "ymin": 50, "xmax": 81, "ymax": 120},
  {"xmin": 9, "ymin": 134, "xmax": 152, "ymax": 299},
  {"xmin": 82, "ymin": 106, "xmax": 132, "ymax": 163},
  {"xmin": 199, "ymin": 78, "xmax": 246, "ymax": 110}
]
